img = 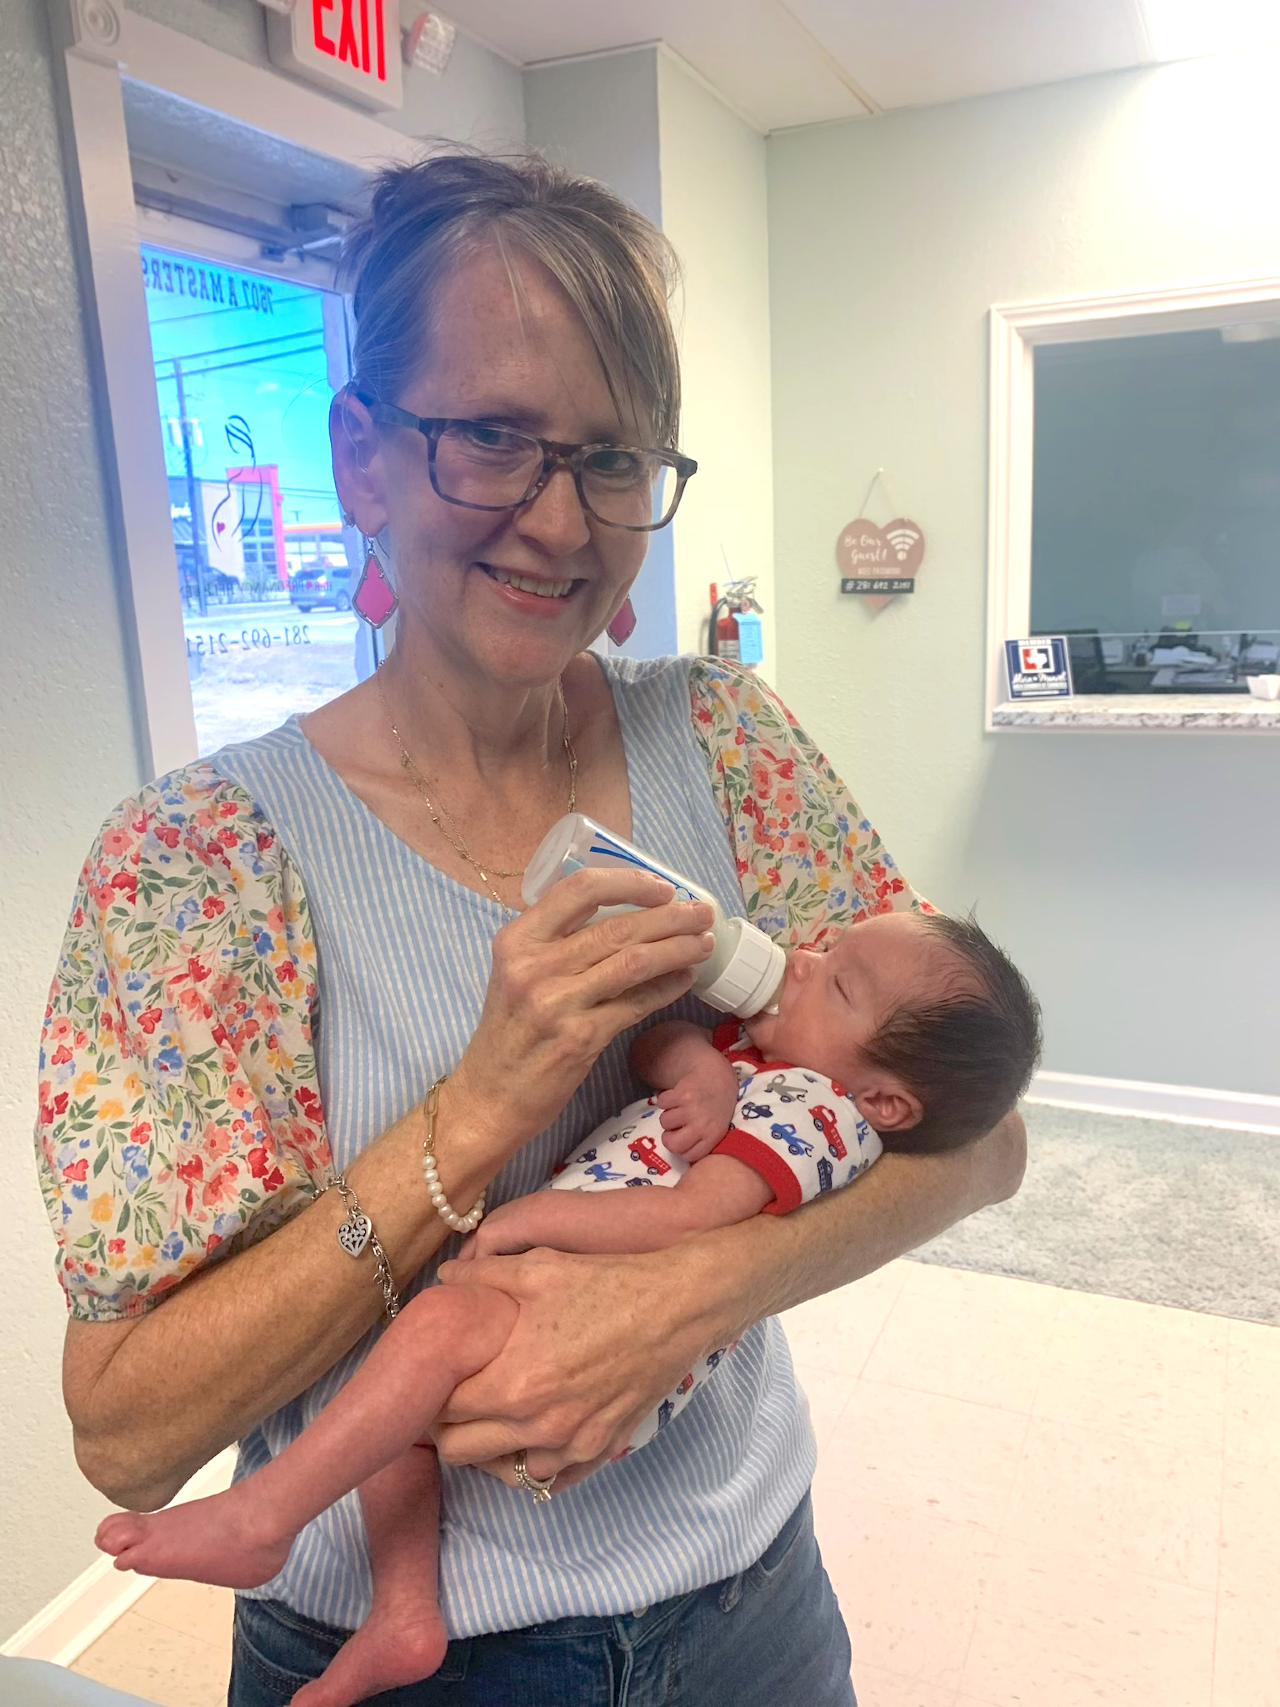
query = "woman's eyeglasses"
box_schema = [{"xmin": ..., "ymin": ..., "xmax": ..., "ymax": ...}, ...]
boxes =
[{"xmin": 359, "ymin": 396, "xmax": 697, "ymax": 532}]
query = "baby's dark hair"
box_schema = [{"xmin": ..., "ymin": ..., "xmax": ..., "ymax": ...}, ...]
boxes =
[{"xmin": 864, "ymin": 913, "xmax": 1042, "ymax": 1154}]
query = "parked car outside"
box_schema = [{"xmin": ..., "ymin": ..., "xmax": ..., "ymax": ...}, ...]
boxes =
[{"xmin": 289, "ymin": 559, "xmax": 352, "ymax": 612}]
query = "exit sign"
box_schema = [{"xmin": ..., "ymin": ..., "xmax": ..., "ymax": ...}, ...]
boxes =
[{"xmin": 267, "ymin": 0, "xmax": 404, "ymax": 110}]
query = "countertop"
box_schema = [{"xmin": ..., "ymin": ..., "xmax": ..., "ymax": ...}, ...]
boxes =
[{"xmin": 992, "ymin": 693, "xmax": 1280, "ymax": 730}]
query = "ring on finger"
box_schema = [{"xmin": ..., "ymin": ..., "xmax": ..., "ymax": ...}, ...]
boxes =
[{"xmin": 513, "ymin": 1448, "xmax": 556, "ymax": 1504}]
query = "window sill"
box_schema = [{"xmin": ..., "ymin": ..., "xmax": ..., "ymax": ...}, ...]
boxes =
[{"xmin": 991, "ymin": 693, "xmax": 1280, "ymax": 731}]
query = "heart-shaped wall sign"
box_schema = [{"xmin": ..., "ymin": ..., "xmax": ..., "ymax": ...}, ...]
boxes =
[{"xmin": 836, "ymin": 516, "xmax": 926, "ymax": 610}]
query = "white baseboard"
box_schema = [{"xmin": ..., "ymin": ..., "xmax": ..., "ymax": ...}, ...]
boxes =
[
  {"xmin": 1026, "ymin": 1070, "xmax": 1280, "ymax": 1135},
  {"xmin": 2, "ymin": 1448, "xmax": 237, "ymax": 1666}
]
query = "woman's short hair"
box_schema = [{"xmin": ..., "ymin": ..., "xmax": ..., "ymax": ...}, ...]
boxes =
[{"xmin": 339, "ymin": 150, "xmax": 682, "ymax": 447}]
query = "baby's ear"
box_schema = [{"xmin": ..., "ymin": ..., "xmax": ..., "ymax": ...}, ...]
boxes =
[{"xmin": 854, "ymin": 1083, "xmax": 923, "ymax": 1133}]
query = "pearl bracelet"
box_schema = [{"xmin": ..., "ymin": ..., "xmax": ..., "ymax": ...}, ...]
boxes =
[{"xmin": 421, "ymin": 1073, "xmax": 485, "ymax": 1235}]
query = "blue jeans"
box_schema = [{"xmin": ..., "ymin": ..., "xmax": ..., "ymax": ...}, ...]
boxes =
[{"xmin": 228, "ymin": 1491, "xmax": 854, "ymax": 1706}]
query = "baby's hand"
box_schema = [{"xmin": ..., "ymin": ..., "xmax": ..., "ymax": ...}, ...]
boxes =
[
  {"xmin": 457, "ymin": 1199, "xmax": 547, "ymax": 1263},
  {"xmin": 656, "ymin": 1064, "xmax": 738, "ymax": 1162}
]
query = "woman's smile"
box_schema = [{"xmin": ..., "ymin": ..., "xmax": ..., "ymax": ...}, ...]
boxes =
[
  {"xmin": 481, "ymin": 566, "xmax": 580, "ymax": 599},
  {"xmin": 477, "ymin": 562, "xmax": 587, "ymax": 612}
]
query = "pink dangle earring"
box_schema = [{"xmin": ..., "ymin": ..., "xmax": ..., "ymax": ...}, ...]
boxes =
[
  {"xmin": 352, "ymin": 532, "xmax": 397, "ymax": 628},
  {"xmin": 606, "ymin": 597, "xmax": 636, "ymax": 646}
]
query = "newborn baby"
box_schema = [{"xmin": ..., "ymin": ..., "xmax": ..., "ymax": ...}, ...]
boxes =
[{"xmin": 97, "ymin": 909, "xmax": 1040, "ymax": 1707}]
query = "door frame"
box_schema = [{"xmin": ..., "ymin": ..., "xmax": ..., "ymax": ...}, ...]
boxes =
[{"xmin": 51, "ymin": 0, "xmax": 416, "ymax": 773}]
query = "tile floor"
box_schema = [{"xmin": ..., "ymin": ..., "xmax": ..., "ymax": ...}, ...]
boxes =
[{"xmin": 71, "ymin": 1259, "xmax": 1280, "ymax": 1707}]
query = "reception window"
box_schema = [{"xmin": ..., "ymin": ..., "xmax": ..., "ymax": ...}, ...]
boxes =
[
  {"xmin": 1029, "ymin": 326, "xmax": 1280, "ymax": 695},
  {"xmin": 987, "ymin": 281, "xmax": 1280, "ymax": 728}
]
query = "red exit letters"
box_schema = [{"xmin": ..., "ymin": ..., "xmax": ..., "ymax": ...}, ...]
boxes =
[
  {"xmin": 267, "ymin": 0, "xmax": 402, "ymax": 109},
  {"xmin": 312, "ymin": 0, "xmax": 386, "ymax": 80}
]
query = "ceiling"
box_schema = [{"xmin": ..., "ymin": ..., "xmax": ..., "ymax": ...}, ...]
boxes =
[{"xmin": 437, "ymin": 0, "xmax": 1174, "ymax": 132}]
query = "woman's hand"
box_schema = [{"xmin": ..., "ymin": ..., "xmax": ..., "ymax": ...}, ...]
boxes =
[
  {"xmin": 450, "ymin": 870, "xmax": 716, "ymax": 1148},
  {"xmin": 432, "ymin": 1246, "xmax": 722, "ymax": 1487}
]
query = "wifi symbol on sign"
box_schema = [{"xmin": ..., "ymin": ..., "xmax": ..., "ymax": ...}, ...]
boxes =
[{"xmin": 887, "ymin": 525, "xmax": 920, "ymax": 561}]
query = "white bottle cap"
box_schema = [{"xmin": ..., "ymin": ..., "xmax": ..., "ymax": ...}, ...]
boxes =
[{"xmin": 700, "ymin": 919, "xmax": 787, "ymax": 1017}]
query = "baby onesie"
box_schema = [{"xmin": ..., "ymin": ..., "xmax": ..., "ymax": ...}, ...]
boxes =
[{"xmin": 546, "ymin": 1022, "xmax": 883, "ymax": 1449}]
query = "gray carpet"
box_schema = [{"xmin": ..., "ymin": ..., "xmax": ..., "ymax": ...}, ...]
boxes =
[{"xmin": 910, "ymin": 1101, "xmax": 1280, "ymax": 1326}]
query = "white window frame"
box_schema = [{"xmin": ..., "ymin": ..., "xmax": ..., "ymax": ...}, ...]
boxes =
[
  {"xmin": 986, "ymin": 274, "xmax": 1280, "ymax": 733},
  {"xmin": 53, "ymin": 0, "xmax": 416, "ymax": 774}
]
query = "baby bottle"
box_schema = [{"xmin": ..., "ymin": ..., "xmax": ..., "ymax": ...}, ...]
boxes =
[{"xmin": 522, "ymin": 813, "xmax": 785, "ymax": 1018}]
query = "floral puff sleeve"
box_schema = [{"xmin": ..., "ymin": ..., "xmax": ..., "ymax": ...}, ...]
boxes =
[
  {"xmin": 35, "ymin": 764, "xmax": 332, "ymax": 1322},
  {"xmin": 688, "ymin": 658, "xmax": 928, "ymax": 948}
]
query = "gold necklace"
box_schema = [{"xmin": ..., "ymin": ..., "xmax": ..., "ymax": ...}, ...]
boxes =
[{"xmin": 379, "ymin": 671, "xmax": 578, "ymax": 910}]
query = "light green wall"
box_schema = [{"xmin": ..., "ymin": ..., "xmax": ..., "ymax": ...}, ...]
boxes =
[
  {"xmin": 524, "ymin": 50, "xmax": 664, "ymax": 224},
  {"xmin": 526, "ymin": 48, "xmax": 775, "ymax": 663},
  {"xmin": 0, "ymin": 0, "xmax": 521, "ymax": 1642},
  {"xmin": 657, "ymin": 53, "xmax": 775, "ymax": 664},
  {"xmin": 767, "ymin": 50, "xmax": 1280, "ymax": 1097},
  {"xmin": 524, "ymin": 49, "xmax": 677, "ymax": 657}
]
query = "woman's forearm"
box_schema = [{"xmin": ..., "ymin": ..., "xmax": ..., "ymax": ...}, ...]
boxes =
[
  {"xmin": 681, "ymin": 1107, "xmax": 1027, "ymax": 1346},
  {"xmin": 63, "ymin": 1076, "xmax": 511, "ymax": 1511}
]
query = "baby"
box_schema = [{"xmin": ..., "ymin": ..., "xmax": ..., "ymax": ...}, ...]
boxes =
[{"xmin": 97, "ymin": 908, "xmax": 1040, "ymax": 1707}]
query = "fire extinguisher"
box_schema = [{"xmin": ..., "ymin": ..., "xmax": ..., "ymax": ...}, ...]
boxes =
[
  {"xmin": 708, "ymin": 578, "xmax": 763, "ymax": 667},
  {"xmin": 710, "ymin": 582, "xmax": 741, "ymax": 661}
]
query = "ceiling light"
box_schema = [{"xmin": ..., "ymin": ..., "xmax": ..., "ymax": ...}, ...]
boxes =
[{"xmin": 1142, "ymin": 0, "xmax": 1280, "ymax": 61}]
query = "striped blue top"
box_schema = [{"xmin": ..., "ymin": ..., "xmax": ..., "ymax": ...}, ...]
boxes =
[{"xmin": 211, "ymin": 654, "xmax": 816, "ymax": 1638}]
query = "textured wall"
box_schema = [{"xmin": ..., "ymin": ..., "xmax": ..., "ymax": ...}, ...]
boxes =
[
  {"xmin": 127, "ymin": 0, "xmax": 525, "ymax": 141},
  {"xmin": 125, "ymin": 0, "xmax": 269, "ymax": 61},
  {"xmin": 1, "ymin": 0, "xmax": 142, "ymax": 1640},
  {"xmin": 767, "ymin": 51, "xmax": 1280, "ymax": 1096}
]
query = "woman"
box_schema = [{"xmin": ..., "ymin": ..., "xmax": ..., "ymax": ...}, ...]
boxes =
[{"xmin": 38, "ymin": 153, "xmax": 1024, "ymax": 1704}]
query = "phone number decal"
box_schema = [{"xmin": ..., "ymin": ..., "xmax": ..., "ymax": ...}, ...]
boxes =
[{"xmin": 186, "ymin": 625, "xmax": 313, "ymax": 657}]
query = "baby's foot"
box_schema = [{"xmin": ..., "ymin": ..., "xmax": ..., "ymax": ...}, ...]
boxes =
[
  {"xmin": 289, "ymin": 1601, "xmax": 449, "ymax": 1707},
  {"xmin": 95, "ymin": 1488, "xmax": 294, "ymax": 1589}
]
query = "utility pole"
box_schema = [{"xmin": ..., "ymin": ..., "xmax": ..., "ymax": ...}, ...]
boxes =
[{"xmin": 172, "ymin": 357, "xmax": 207, "ymax": 616}]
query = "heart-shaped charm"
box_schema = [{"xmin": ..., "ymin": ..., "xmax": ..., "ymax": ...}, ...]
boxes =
[{"xmin": 336, "ymin": 1211, "xmax": 372, "ymax": 1259}]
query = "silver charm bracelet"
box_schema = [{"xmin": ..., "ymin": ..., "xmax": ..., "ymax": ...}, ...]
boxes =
[{"xmin": 319, "ymin": 1174, "xmax": 400, "ymax": 1321}]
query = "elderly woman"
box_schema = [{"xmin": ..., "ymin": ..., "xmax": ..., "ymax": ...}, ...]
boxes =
[{"xmin": 38, "ymin": 153, "xmax": 1024, "ymax": 1706}]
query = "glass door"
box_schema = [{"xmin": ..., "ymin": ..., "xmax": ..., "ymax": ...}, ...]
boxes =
[{"xmin": 140, "ymin": 241, "xmax": 378, "ymax": 754}]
